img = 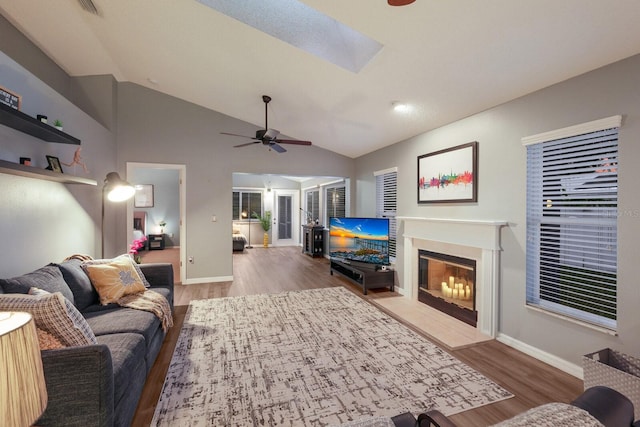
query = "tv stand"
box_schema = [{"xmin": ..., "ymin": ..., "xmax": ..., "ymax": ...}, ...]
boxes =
[{"xmin": 330, "ymin": 258, "xmax": 394, "ymax": 295}]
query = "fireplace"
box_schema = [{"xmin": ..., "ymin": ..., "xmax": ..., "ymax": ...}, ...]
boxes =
[
  {"xmin": 418, "ymin": 250, "xmax": 477, "ymax": 327},
  {"xmin": 399, "ymin": 217, "xmax": 507, "ymax": 338}
]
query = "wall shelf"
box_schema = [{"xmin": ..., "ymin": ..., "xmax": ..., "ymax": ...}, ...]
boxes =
[
  {"xmin": 0, "ymin": 102, "xmax": 81, "ymax": 145},
  {"xmin": 0, "ymin": 159, "xmax": 96, "ymax": 185}
]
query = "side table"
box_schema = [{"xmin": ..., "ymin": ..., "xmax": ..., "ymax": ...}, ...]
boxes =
[{"xmin": 148, "ymin": 234, "xmax": 165, "ymax": 250}]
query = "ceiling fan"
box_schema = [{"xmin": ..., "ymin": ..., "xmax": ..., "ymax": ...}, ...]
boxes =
[
  {"xmin": 221, "ymin": 95, "xmax": 312, "ymax": 153},
  {"xmin": 388, "ymin": 0, "xmax": 416, "ymax": 5}
]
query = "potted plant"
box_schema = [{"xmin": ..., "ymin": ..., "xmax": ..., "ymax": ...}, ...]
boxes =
[
  {"xmin": 159, "ymin": 220, "xmax": 167, "ymax": 234},
  {"xmin": 53, "ymin": 119, "xmax": 63, "ymax": 131},
  {"xmin": 252, "ymin": 211, "xmax": 272, "ymax": 247}
]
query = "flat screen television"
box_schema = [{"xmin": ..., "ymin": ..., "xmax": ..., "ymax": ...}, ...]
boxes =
[{"xmin": 329, "ymin": 217, "xmax": 390, "ymax": 266}]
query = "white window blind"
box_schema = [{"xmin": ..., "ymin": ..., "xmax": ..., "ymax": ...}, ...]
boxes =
[
  {"xmin": 305, "ymin": 189, "xmax": 320, "ymax": 223},
  {"xmin": 325, "ymin": 185, "xmax": 346, "ymax": 224},
  {"xmin": 375, "ymin": 168, "xmax": 397, "ymax": 260},
  {"xmin": 524, "ymin": 117, "xmax": 620, "ymax": 330}
]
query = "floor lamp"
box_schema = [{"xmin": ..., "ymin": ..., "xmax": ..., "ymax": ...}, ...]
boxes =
[{"xmin": 101, "ymin": 172, "xmax": 136, "ymax": 258}]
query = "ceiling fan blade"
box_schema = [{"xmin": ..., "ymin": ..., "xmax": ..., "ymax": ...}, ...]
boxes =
[
  {"xmin": 221, "ymin": 132, "xmax": 255, "ymax": 139},
  {"xmin": 234, "ymin": 141, "xmax": 258, "ymax": 148},
  {"xmin": 270, "ymin": 143, "xmax": 287, "ymax": 153},
  {"xmin": 276, "ymin": 139, "xmax": 313, "ymax": 146}
]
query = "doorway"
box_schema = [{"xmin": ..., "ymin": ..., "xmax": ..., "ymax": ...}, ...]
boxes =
[
  {"xmin": 273, "ymin": 189, "xmax": 299, "ymax": 246},
  {"xmin": 126, "ymin": 162, "xmax": 186, "ymax": 284}
]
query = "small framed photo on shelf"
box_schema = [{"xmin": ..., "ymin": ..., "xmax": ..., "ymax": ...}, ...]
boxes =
[
  {"xmin": 46, "ymin": 155, "xmax": 63, "ymax": 173},
  {"xmin": 134, "ymin": 184, "xmax": 154, "ymax": 208}
]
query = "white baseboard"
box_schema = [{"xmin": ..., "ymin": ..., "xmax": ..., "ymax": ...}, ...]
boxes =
[
  {"xmin": 497, "ymin": 333, "xmax": 583, "ymax": 379},
  {"xmin": 182, "ymin": 275, "xmax": 233, "ymax": 285}
]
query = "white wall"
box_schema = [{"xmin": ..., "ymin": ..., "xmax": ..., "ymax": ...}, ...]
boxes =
[{"xmin": 355, "ymin": 54, "xmax": 640, "ymax": 369}]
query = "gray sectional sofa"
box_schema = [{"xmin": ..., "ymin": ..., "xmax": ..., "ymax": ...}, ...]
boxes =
[{"xmin": 0, "ymin": 258, "xmax": 174, "ymax": 427}]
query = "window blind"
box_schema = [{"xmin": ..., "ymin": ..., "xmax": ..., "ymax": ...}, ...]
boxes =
[
  {"xmin": 375, "ymin": 168, "xmax": 397, "ymax": 259},
  {"xmin": 326, "ymin": 185, "xmax": 346, "ymax": 223},
  {"xmin": 305, "ymin": 189, "xmax": 320, "ymax": 223},
  {"xmin": 525, "ymin": 125, "xmax": 619, "ymax": 330}
]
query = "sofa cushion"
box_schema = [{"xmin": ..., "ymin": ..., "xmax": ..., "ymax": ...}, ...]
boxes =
[
  {"xmin": 0, "ymin": 291, "xmax": 97, "ymax": 346},
  {"xmin": 83, "ymin": 256, "xmax": 147, "ymax": 305},
  {"xmin": 0, "ymin": 265, "xmax": 74, "ymax": 304},
  {"xmin": 56, "ymin": 259, "xmax": 99, "ymax": 311},
  {"xmin": 95, "ymin": 333, "xmax": 147, "ymax": 409},
  {"xmin": 84, "ymin": 307, "xmax": 161, "ymax": 350}
]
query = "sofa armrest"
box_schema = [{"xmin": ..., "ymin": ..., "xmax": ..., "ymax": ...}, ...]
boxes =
[
  {"xmin": 37, "ymin": 344, "xmax": 114, "ymax": 427},
  {"xmin": 416, "ymin": 410, "xmax": 458, "ymax": 427},
  {"xmin": 571, "ymin": 386, "xmax": 635, "ymax": 427},
  {"xmin": 139, "ymin": 262, "xmax": 174, "ymax": 307}
]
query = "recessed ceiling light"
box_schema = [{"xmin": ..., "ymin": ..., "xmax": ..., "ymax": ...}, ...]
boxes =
[{"xmin": 392, "ymin": 102, "xmax": 412, "ymax": 113}]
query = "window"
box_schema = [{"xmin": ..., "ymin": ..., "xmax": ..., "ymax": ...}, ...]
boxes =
[
  {"xmin": 232, "ymin": 190, "xmax": 263, "ymax": 221},
  {"xmin": 523, "ymin": 116, "xmax": 621, "ymax": 330},
  {"xmin": 305, "ymin": 189, "xmax": 320, "ymax": 224},
  {"xmin": 375, "ymin": 167, "xmax": 397, "ymax": 260},
  {"xmin": 325, "ymin": 184, "xmax": 345, "ymax": 224}
]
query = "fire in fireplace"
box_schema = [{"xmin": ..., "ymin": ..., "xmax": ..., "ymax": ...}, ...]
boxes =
[{"xmin": 418, "ymin": 250, "xmax": 477, "ymax": 327}]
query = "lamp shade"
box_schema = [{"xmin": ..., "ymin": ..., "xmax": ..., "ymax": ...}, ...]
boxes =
[
  {"xmin": 0, "ymin": 311, "xmax": 48, "ymax": 426},
  {"xmin": 104, "ymin": 172, "xmax": 135, "ymax": 202}
]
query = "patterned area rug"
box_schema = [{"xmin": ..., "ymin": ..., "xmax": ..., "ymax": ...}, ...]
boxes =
[{"xmin": 152, "ymin": 287, "xmax": 512, "ymax": 426}]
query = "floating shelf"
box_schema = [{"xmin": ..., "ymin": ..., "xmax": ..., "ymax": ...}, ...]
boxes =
[
  {"xmin": 0, "ymin": 102, "xmax": 81, "ymax": 145},
  {"xmin": 0, "ymin": 159, "xmax": 96, "ymax": 185}
]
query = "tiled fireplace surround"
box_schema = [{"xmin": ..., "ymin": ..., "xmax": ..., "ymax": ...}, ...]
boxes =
[{"xmin": 399, "ymin": 217, "xmax": 507, "ymax": 338}]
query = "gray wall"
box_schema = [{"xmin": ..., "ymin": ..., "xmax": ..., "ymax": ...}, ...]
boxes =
[
  {"xmin": 115, "ymin": 83, "xmax": 354, "ymax": 281},
  {"xmin": 0, "ymin": 51, "xmax": 116, "ymax": 275},
  {"xmin": 355, "ymin": 54, "xmax": 640, "ymax": 368}
]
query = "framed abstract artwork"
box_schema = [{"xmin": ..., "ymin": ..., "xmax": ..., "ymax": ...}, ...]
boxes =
[
  {"xmin": 134, "ymin": 184, "xmax": 154, "ymax": 208},
  {"xmin": 417, "ymin": 141, "xmax": 478, "ymax": 204}
]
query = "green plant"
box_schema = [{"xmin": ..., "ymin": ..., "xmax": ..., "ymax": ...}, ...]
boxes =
[
  {"xmin": 54, "ymin": 119, "xmax": 63, "ymax": 127},
  {"xmin": 252, "ymin": 210, "xmax": 271, "ymax": 232}
]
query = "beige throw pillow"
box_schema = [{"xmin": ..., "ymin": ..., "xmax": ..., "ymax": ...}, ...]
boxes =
[{"xmin": 83, "ymin": 255, "xmax": 147, "ymax": 305}]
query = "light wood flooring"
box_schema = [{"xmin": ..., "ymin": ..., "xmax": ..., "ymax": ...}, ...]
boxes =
[{"xmin": 132, "ymin": 246, "xmax": 583, "ymax": 427}]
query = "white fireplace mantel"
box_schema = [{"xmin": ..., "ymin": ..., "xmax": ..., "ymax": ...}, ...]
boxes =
[{"xmin": 398, "ymin": 217, "xmax": 508, "ymax": 338}]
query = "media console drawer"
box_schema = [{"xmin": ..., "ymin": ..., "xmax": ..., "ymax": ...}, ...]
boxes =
[{"xmin": 330, "ymin": 259, "xmax": 393, "ymax": 295}]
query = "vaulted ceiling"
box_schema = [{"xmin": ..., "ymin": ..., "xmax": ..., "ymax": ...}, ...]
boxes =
[{"xmin": 2, "ymin": 0, "xmax": 640, "ymax": 158}]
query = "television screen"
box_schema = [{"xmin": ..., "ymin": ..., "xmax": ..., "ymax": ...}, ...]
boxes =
[{"xmin": 329, "ymin": 217, "xmax": 390, "ymax": 265}]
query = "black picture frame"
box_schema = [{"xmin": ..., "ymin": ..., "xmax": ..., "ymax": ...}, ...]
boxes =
[
  {"xmin": 0, "ymin": 85, "xmax": 21, "ymax": 110},
  {"xmin": 417, "ymin": 141, "xmax": 478, "ymax": 204},
  {"xmin": 134, "ymin": 184, "xmax": 154, "ymax": 208},
  {"xmin": 46, "ymin": 155, "xmax": 63, "ymax": 173}
]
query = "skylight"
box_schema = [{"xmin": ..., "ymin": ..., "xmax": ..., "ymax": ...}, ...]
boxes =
[{"xmin": 195, "ymin": 0, "xmax": 383, "ymax": 73}]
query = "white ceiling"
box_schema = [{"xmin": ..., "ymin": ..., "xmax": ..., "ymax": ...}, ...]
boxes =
[{"xmin": 2, "ymin": 0, "xmax": 640, "ymax": 158}]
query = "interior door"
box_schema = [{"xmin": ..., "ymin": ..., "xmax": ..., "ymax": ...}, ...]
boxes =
[{"xmin": 273, "ymin": 190, "xmax": 299, "ymax": 246}]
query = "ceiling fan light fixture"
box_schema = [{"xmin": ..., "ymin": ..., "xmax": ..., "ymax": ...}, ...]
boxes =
[{"xmin": 388, "ymin": 0, "xmax": 416, "ymax": 6}]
